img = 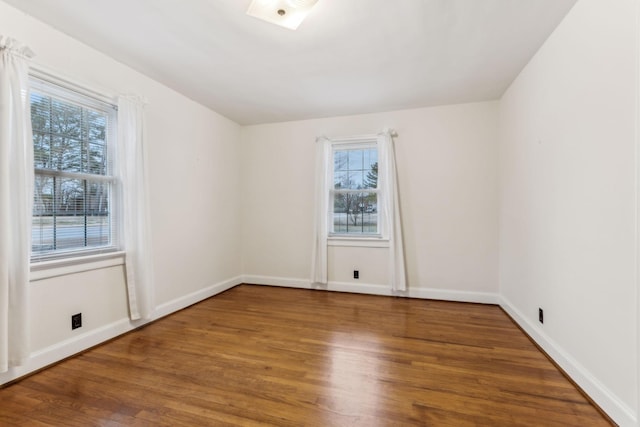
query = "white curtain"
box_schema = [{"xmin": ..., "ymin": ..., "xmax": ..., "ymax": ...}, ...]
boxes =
[
  {"xmin": 378, "ymin": 130, "xmax": 407, "ymax": 291},
  {"xmin": 0, "ymin": 37, "xmax": 34, "ymax": 373},
  {"xmin": 310, "ymin": 136, "xmax": 331, "ymax": 285},
  {"xmin": 117, "ymin": 95, "xmax": 155, "ymax": 320}
]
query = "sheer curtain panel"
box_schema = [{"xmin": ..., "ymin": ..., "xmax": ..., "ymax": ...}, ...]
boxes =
[
  {"xmin": 310, "ymin": 136, "xmax": 331, "ymax": 285},
  {"xmin": 378, "ymin": 130, "xmax": 407, "ymax": 291},
  {"xmin": 117, "ymin": 95, "xmax": 155, "ymax": 320},
  {"xmin": 0, "ymin": 36, "xmax": 34, "ymax": 373}
]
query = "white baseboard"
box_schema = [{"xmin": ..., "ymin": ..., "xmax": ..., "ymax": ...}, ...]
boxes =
[
  {"xmin": 241, "ymin": 276, "xmax": 397, "ymax": 296},
  {"xmin": 406, "ymin": 287, "xmax": 499, "ymax": 304},
  {"xmin": 154, "ymin": 275, "xmax": 242, "ymax": 318},
  {"xmin": 327, "ymin": 280, "xmax": 395, "ymax": 296},
  {"xmin": 500, "ymin": 296, "xmax": 636, "ymax": 427},
  {"xmin": 241, "ymin": 275, "xmax": 312, "ymax": 290},
  {"xmin": 0, "ymin": 275, "xmax": 243, "ymax": 386},
  {"xmin": 241, "ymin": 275, "xmax": 499, "ymax": 304},
  {"xmin": 0, "ymin": 317, "xmax": 133, "ymax": 386}
]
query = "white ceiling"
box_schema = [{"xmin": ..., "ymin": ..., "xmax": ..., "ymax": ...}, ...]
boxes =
[{"xmin": 5, "ymin": 0, "xmax": 577, "ymax": 125}]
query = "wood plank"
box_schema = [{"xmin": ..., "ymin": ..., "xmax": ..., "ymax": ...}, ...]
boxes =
[{"xmin": 0, "ymin": 285, "xmax": 612, "ymax": 426}]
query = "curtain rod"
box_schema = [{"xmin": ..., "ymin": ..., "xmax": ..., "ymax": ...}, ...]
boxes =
[
  {"xmin": 318, "ymin": 128, "xmax": 398, "ymax": 143},
  {"xmin": 29, "ymin": 62, "xmax": 117, "ymax": 105}
]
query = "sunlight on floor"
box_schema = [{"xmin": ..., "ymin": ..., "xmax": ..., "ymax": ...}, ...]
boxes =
[{"xmin": 325, "ymin": 331, "xmax": 384, "ymax": 423}]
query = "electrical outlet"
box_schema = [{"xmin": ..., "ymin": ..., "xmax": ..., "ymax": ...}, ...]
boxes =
[
  {"xmin": 538, "ymin": 308, "xmax": 544, "ymax": 324},
  {"xmin": 71, "ymin": 313, "xmax": 82, "ymax": 330},
  {"xmin": 353, "ymin": 270, "xmax": 359, "ymax": 279}
]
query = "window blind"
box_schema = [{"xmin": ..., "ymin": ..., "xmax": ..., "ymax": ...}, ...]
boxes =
[{"xmin": 30, "ymin": 77, "xmax": 119, "ymax": 262}]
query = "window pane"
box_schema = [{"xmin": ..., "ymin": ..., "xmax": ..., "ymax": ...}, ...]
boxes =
[
  {"xmin": 364, "ymin": 160, "xmax": 378, "ymax": 189},
  {"xmin": 350, "ymin": 170, "xmax": 364, "ymax": 189},
  {"xmin": 58, "ymin": 137, "xmax": 83, "ymax": 172},
  {"xmin": 50, "ymin": 99, "xmax": 82, "ymax": 139},
  {"xmin": 334, "ymin": 150, "xmax": 347, "ymax": 172},
  {"xmin": 86, "ymin": 111, "xmax": 108, "ymax": 174},
  {"xmin": 32, "ymin": 176, "xmax": 111, "ymax": 255},
  {"xmin": 31, "ymin": 92, "xmax": 109, "ymax": 175},
  {"xmin": 365, "ymin": 149, "xmax": 378, "ymax": 169},
  {"xmin": 335, "ymin": 171, "xmax": 361, "ymax": 190},
  {"xmin": 87, "ymin": 141, "xmax": 107, "ymax": 174},
  {"xmin": 332, "ymin": 191, "xmax": 377, "ymax": 234},
  {"xmin": 334, "ymin": 171, "xmax": 348, "ymax": 189},
  {"xmin": 30, "ymin": 92, "xmax": 51, "ymax": 133},
  {"xmin": 348, "ymin": 149, "xmax": 363, "ymax": 170},
  {"xmin": 333, "ymin": 193, "xmax": 348, "ymax": 232}
]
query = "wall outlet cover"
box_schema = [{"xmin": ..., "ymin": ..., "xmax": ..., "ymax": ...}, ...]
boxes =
[{"xmin": 71, "ymin": 313, "xmax": 82, "ymax": 330}]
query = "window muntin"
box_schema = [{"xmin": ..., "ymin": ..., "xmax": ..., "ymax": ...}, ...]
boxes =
[
  {"xmin": 330, "ymin": 142, "xmax": 379, "ymax": 236},
  {"xmin": 30, "ymin": 78, "xmax": 118, "ymax": 262}
]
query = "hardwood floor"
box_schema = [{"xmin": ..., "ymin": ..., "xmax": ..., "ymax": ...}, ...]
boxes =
[{"xmin": 1, "ymin": 285, "xmax": 611, "ymax": 426}]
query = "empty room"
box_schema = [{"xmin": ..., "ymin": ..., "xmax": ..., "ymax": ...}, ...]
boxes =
[{"xmin": 0, "ymin": 0, "xmax": 637, "ymax": 425}]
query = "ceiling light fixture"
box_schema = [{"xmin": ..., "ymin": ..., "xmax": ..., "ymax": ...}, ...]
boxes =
[{"xmin": 247, "ymin": 0, "xmax": 320, "ymax": 30}]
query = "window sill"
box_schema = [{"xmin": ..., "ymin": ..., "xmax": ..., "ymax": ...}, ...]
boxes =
[
  {"xmin": 328, "ymin": 237, "xmax": 389, "ymax": 248},
  {"xmin": 30, "ymin": 251, "xmax": 125, "ymax": 281}
]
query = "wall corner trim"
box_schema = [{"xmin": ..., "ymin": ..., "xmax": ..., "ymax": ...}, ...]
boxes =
[{"xmin": 499, "ymin": 296, "xmax": 636, "ymax": 427}]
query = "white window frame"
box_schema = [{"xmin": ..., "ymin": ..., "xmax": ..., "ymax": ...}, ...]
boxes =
[
  {"xmin": 328, "ymin": 137, "xmax": 384, "ymax": 241},
  {"xmin": 29, "ymin": 73, "xmax": 121, "ymax": 264}
]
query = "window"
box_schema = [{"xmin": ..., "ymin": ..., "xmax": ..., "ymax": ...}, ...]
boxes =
[
  {"xmin": 313, "ymin": 131, "xmax": 404, "ymax": 288},
  {"xmin": 330, "ymin": 141, "xmax": 379, "ymax": 236},
  {"xmin": 30, "ymin": 77, "xmax": 118, "ymax": 262}
]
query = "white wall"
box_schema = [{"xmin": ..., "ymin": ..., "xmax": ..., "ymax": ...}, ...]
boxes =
[
  {"xmin": 0, "ymin": 1, "xmax": 243, "ymax": 384},
  {"xmin": 2, "ymin": 0, "xmax": 633, "ymax": 424},
  {"xmin": 498, "ymin": 0, "xmax": 637, "ymax": 424},
  {"xmin": 241, "ymin": 102, "xmax": 499, "ymax": 301}
]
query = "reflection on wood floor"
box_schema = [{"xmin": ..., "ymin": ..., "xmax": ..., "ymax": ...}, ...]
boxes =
[{"xmin": 0, "ymin": 284, "xmax": 612, "ymax": 426}]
